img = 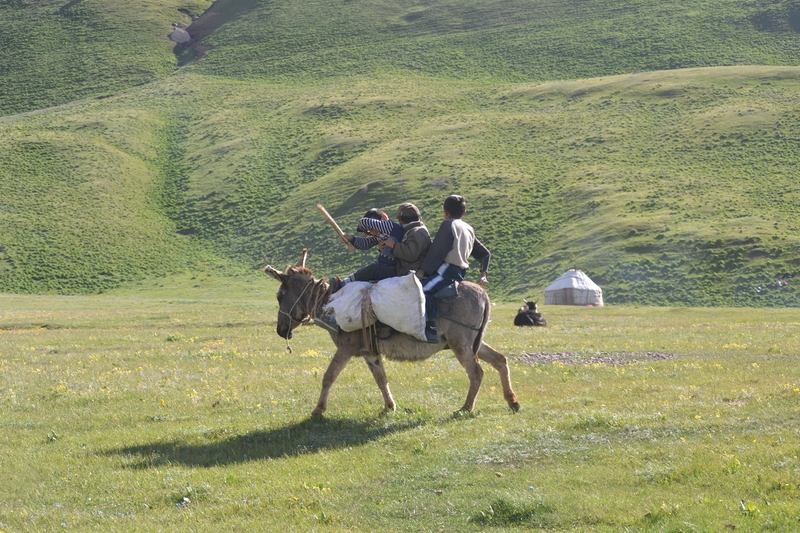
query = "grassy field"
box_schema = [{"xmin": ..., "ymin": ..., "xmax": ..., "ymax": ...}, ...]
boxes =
[
  {"xmin": 2, "ymin": 283, "xmax": 800, "ymax": 531},
  {"xmin": 4, "ymin": 2, "xmax": 800, "ymax": 530}
]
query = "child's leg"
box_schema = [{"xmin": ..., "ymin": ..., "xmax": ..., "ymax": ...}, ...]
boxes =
[
  {"xmin": 420, "ymin": 264, "xmax": 466, "ymax": 342},
  {"xmin": 347, "ymin": 263, "xmax": 396, "ymax": 283}
]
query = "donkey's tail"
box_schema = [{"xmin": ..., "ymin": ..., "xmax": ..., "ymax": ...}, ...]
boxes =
[{"xmin": 471, "ymin": 290, "xmax": 491, "ymax": 357}]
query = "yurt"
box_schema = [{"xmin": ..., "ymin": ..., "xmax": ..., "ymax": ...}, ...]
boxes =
[
  {"xmin": 544, "ymin": 269, "xmax": 603, "ymax": 306},
  {"xmin": 169, "ymin": 28, "xmax": 191, "ymax": 43}
]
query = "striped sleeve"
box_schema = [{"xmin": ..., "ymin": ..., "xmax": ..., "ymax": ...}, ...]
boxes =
[
  {"xmin": 351, "ymin": 235, "xmax": 380, "ymax": 250},
  {"xmin": 356, "ymin": 217, "xmax": 396, "ymax": 235}
]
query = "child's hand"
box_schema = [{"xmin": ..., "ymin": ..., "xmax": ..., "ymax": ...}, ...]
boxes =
[{"xmin": 381, "ymin": 237, "xmax": 396, "ymax": 249}]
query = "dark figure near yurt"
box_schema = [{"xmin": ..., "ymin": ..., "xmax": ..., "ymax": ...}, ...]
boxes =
[{"xmin": 514, "ymin": 300, "xmax": 547, "ymax": 327}]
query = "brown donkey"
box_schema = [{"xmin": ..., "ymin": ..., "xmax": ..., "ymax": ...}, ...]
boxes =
[{"xmin": 264, "ymin": 250, "xmax": 520, "ymax": 415}]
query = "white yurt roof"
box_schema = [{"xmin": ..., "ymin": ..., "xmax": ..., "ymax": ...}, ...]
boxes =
[
  {"xmin": 544, "ymin": 269, "xmax": 603, "ymax": 306},
  {"xmin": 169, "ymin": 28, "xmax": 191, "ymax": 43}
]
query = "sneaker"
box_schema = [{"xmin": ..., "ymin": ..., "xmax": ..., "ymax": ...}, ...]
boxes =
[
  {"xmin": 424, "ymin": 323, "xmax": 439, "ymax": 343},
  {"xmin": 315, "ymin": 314, "xmax": 340, "ymax": 333},
  {"xmin": 329, "ymin": 276, "xmax": 343, "ymax": 294}
]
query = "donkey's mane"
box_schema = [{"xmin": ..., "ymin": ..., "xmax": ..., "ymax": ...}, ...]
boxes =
[{"xmin": 284, "ymin": 265, "xmax": 314, "ymax": 276}]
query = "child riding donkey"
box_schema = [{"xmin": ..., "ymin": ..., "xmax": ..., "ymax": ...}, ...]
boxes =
[
  {"xmin": 379, "ymin": 203, "xmax": 431, "ymax": 277},
  {"xmin": 415, "ymin": 194, "xmax": 490, "ymax": 342},
  {"xmin": 329, "ymin": 207, "xmax": 404, "ymax": 293}
]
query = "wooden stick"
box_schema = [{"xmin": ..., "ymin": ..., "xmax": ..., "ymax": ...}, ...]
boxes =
[{"xmin": 316, "ymin": 204, "xmax": 357, "ymax": 253}]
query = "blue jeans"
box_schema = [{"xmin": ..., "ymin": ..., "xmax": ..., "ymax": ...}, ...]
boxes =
[{"xmin": 421, "ymin": 263, "xmax": 466, "ymax": 320}]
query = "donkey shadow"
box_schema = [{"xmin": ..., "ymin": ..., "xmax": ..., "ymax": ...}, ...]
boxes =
[{"xmin": 108, "ymin": 416, "xmax": 423, "ymax": 468}]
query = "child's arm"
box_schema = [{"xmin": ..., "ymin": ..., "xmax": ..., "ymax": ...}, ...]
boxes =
[
  {"xmin": 471, "ymin": 238, "xmax": 491, "ymax": 286},
  {"xmin": 356, "ymin": 217, "xmax": 396, "ymax": 237},
  {"xmin": 416, "ymin": 219, "xmax": 454, "ymax": 278},
  {"xmin": 387, "ymin": 227, "xmax": 430, "ymax": 263},
  {"xmin": 350, "ymin": 234, "xmax": 381, "ymax": 250}
]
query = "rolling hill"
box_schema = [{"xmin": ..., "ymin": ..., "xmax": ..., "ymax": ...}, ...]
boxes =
[
  {"xmin": 0, "ymin": 0, "xmax": 213, "ymax": 116},
  {"xmin": 1, "ymin": 0, "xmax": 800, "ymax": 305}
]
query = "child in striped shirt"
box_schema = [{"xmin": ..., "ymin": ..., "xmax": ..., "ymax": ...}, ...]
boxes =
[{"xmin": 330, "ymin": 208, "xmax": 404, "ymax": 293}]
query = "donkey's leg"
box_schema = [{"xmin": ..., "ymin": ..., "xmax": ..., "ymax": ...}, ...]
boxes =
[
  {"xmin": 477, "ymin": 342, "xmax": 520, "ymax": 412},
  {"xmin": 449, "ymin": 337, "xmax": 484, "ymax": 412},
  {"xmin": 364, "ymin": 355, "xmax": 396, "ymax": 414},
  {"xmin": 312, "ymin": 348, "xmax": 352, "ymax": 416}
]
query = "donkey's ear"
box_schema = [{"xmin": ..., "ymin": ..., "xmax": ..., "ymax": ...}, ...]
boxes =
[
  {"xmin": 264, "ymin": 265, "xmax": 286, "ymax": 282},
  {"xmin": 296, "ymin": 248, "xmax": 308, "ymax": 268}
]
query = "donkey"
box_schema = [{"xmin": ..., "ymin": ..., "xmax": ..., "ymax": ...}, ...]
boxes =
[{"xmin": 264, "ymin": 250, "xmax": 520, "ymax": 416}]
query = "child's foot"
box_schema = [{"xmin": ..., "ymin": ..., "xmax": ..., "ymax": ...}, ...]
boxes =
[
  {"xmin": 329, "ymin": 276, "xmax": 343, "ymax": 294},
  {"xmin": 315, "ymin": 314, "xmax": 340, "ymax": 333},
  {"xmin": 424, "ymin": 322, "xmax": 439, "ymax": 343}
]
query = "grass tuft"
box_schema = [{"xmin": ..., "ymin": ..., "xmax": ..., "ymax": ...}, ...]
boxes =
[{"xmin": 471, "ymin": 498, "xmax": 555, "ymax": 527}]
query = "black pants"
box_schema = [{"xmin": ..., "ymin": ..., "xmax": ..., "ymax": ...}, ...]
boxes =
[{"xmin": 350, "ymin": 262, "xmax": 397, "ymax": 283}]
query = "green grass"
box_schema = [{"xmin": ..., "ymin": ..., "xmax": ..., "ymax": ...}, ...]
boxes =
[
  {"xmin": 0, "ymin": 100, "xmax": 235, "ymax": 293},
  {"xmin": 4, "ymin": 0, "xmax": 800, "ymax": 115},
  {"xmin": 2, "ymin": 0, "xmax": 800, "ymax": 305},
  {"xmin": 2, "ymin": 67, "xmax": 800, "ymax": 305},
  {"xmin": 4, "ymin": 1, "xmax": 800, "ymax": 530},
  {"xmin": 188, "ymin": 0, "xmax": 800, "ymax": 82},
  {"xmin": 1, "ymin": 290, "xmax": 800, "ymax": 531},
  {"xmin": 0, "ymin": 0, "xmax": 213, "ymax": 116}
]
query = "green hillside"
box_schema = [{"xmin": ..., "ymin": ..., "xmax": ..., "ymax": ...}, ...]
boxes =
[
  {"xmin": 2, "ymin": 0, "xmax": 800, "ymax": 305},
  {"xmin": 188, "ymin": 0, "xmax": 800, "ymax": 82},
  {"xmin": 0, "ymin": 0, "xmax": 212, "ymax": 116}
]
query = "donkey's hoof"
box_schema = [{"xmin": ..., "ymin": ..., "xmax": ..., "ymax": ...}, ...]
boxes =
[{"xmin": 510, "ymin": 402, "xmax": 521, "ymax": 413}]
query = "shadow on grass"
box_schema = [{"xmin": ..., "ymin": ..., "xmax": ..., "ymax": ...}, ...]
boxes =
[{"xmin": 107, "ymin": 416, "xmax": 424, "ymax": 468}]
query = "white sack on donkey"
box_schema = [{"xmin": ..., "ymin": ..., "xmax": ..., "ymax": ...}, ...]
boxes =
[
  {"xmin": 322, "ymin": 281, "xmax": 375, "ymax": 332},
  {"xmin": 322, "ymin": 272, "xmax": 427, "ymax": 341}
]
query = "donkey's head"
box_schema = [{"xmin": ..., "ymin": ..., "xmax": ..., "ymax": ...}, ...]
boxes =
[{"xmin": 264, "ymin": 249, "xmax": 327, "ymax": 339}]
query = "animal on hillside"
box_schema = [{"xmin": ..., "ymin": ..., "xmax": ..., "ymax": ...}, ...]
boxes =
[
  {"xmin": 264, "ymin": 249, "xmax": 520, "ymax": 416},
  {"xmin": 514, "ymin": 300, "xmax": 547, "ymax": 327}
]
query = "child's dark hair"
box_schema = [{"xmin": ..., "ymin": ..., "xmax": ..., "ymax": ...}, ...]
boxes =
[
  {"xmin": 363, "ymin": 208, "xmax": 386, "ymax": 220},
  {"xmin": 443, "ymin": 195, "xmax": 466, "ymax": 219},
  {"xmin": 397, "ymin": 203, "xmax": 421, "ymax": 224}
]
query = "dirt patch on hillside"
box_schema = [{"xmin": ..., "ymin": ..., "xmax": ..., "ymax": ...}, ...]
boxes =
[
  {"xmin": 184, "ymin": 10, "xmax": 222, "ymax": 45},
  {"xmin": 516, "ymin": 351, "xmax": 677, "ymax": 367},
  {"xmin": 174, "ymin": 0, "xmax": 261, "ymax": 63},
  {"xmin": 172, "ymin": 10, "xmax": 220, "ymax": 61}
]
